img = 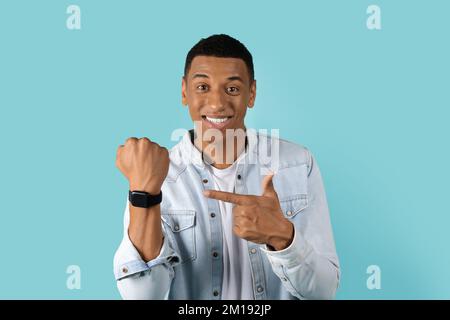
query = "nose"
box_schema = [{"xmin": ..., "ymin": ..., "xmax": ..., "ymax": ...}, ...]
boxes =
[{"xmin": 207, "ymin": 89, "xmax": 226, "ymax": 111}]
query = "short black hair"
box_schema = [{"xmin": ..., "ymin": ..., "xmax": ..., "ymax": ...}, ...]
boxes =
[{"xmin": 184, "ymin": 34, "xmax": 254, "ymax": 81}]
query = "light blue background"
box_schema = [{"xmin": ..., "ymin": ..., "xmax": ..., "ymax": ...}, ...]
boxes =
[{"xmin": 0, "ymin": 0, "xmax": 449, "ymax": 299}]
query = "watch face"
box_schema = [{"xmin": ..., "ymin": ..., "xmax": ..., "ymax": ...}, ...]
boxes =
[
  {"xmin": 130, "ymin": 192, "xmax": 148, "ymax": 208},
  {"xmin": 131, "ymin": 191, "xmax": 147, "ymax": 196},
  {"xmin": 129, "ymin": 190, "xmax": 162, "ymax": 208}
]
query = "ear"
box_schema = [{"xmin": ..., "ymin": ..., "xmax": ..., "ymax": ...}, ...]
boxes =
[
  {"xmin": 181, "ymin": 76, "xmax": 188, "ymax": 106},
  {"xmin": 247, "ymin": 79, "xmax": 256, "ymax": 109}
]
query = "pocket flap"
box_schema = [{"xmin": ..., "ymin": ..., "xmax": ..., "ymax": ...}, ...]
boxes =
[
  {"xmin": 279, "ymin": 194, "xmax": 308, "ymax": 219},
  {"xmin": 161, "ymin": 210, "xmax": 196, "ymax": 232}
]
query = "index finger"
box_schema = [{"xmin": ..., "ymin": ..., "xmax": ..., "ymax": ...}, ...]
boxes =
[{"xmin": 203, "ymin": 190, "xmax": 254, "ymax": 205}]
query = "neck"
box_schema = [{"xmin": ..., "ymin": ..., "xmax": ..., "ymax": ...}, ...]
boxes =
[{"xmin": 192, "ymin": 128, "xmax": 247, "ymax": 169}]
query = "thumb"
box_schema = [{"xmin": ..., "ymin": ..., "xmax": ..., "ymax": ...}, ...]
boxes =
[{"xmin": 261, "ymin": 174, "xmax": 277, "ymax": 198}]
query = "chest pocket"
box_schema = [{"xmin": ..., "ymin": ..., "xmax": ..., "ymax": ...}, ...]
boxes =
[
  {"xmin": 279, "ymin": 194, "xmax": 308, "ymax": 219},
  {"xmin": 161, "ymin": 210, "xmax": 196, "ymax": 263},
  {"xmin": 273, "ymin": 164, "xmax": 309, "ymax": 219}
]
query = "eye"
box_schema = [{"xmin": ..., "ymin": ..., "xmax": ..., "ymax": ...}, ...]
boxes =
[
  {"xmin": 196, "ymin": 84, "xmax": 208, "ymax": 92},
  {"xmin": 226, "ymin": 86, "xmax": 240, "ymax": 95}
]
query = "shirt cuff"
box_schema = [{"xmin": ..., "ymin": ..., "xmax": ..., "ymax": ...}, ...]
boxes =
[
  {"xmin": 260, "ymin": 226, "xmax": 310, "ymax": 268},
  {"xmin": 114, "ymin": 234, "xmax": 180, "ymax": 281}
]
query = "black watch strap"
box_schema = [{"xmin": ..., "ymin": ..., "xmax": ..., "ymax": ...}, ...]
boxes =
[{"xmin": 128, "ymin": 190, "xmax": 162, "ymax": 208}]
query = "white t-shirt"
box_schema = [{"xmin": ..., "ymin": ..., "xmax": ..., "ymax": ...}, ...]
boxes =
[{"xmin": 207, "ymin": 160, "xmax": 254, "ymax": 300}]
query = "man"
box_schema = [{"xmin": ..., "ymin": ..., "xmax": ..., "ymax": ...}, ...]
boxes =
[{"xmin": 114, "ymin": 34, "xmax": 340, "ymax": 300}]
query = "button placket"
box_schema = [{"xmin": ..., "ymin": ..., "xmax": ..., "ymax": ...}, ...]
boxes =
[
  {"xmin": 198, "ymin": 169, "xmax": 223, "ymax": 301},
  {"xmin": 235, "ymin": 167, "xmax": 245, "ymax": 195},
  {"xmin": 247, "ymin": 244, "xmax": 268, "ymax": 300}
]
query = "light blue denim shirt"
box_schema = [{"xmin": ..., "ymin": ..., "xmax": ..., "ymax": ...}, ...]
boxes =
[{"xmin": 113, "ymin": 129, "xmax": 340, "ymax": 300}]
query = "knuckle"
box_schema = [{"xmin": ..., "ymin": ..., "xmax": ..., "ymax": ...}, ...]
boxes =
[
  {"xmin": 138, "ymin": 137, "xmax": 150, "ymax": 147},
  {"xmin": 160, "ymin": 146, "xmax": 169, "ymax": 154},
  {"xmin": 125, "ymin": 137, "xmax": 138, "ymax": 144}
]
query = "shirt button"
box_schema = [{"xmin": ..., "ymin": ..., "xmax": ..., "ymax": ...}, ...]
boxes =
[
  {"xmin": 202, "ymin": 179, "xmax": 208, "ymax": 184},
  {"xmin": 210, "ymin": 212, "xmax": 216, "ymax": 218},
  {"xmin": 213, "ymin": 290, "xmax": 219, "ymax": 297},
  {"xmin": 237, "ymin": 174, "xmax": 242, "ymax": 180},
  {"xmin": 212, "ymin": 251, "xmax": 219, "ymax": 258},
  {"xmin": 281, "ymin": 277, "xmax": 288, "ymax": 282},
  {"xmin": 122, "ymin": 267, "xmax": 128, "ymax": 274},
  {"xmin": 257, "ymin": 286, "xmax": 264, "ymax": 293},
  {"xmin": 286, "ymin": 210, "xmax": 293, "ymax": 216},
  {"xmin": 174, "ymin": 224, "xmax": 180, "ymax": 231},
  {"xmin": 250, "ymin": 248, "xmax": 257, "ymax": 254}
]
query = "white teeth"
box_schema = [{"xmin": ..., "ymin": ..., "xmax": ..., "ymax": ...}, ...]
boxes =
[{"xmin": 206, "ymin": 117, "xmax": 228, "ymax": 123}]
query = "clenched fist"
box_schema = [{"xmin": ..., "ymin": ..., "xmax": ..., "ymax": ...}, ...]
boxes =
[{"xmin": 116, "ymin": 137, "xmax": 169, "ymax": 194}]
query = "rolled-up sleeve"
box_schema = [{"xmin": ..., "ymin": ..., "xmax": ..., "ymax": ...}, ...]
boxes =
[
  {"xmin": 113, "ymin": 199, "xmax": 180, "ymax": 299},
  {"xmin": 261, "ymin": 152, "xmax": 340, "ymax": 300}
]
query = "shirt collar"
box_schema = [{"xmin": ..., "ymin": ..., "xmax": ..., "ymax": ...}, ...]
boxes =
[{"xmin": 179, "ymin": 128, "xmax": 258, "ymax": 168}]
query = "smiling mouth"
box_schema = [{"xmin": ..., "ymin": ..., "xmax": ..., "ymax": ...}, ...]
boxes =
[
  {"xmin": 201, "ymin": 115, "xmax": 234, "ymax": 129},
  {"xmin": 202, "ymin": 115, "xmax": 233, "ymax": 123}
]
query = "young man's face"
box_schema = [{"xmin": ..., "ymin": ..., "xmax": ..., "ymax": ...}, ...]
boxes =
[{"xmin": 182, "ymin": 56, "xmax": 256, "ymax": 138}]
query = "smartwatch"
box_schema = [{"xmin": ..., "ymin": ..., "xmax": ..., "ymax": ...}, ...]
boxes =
[{"xmin": 128, "ymin": 190, "xmax": 162, "ymax": 208}]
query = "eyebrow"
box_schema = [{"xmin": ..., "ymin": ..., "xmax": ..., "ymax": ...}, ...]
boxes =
[
  {"xmin": 227, "ymin": 76, "xmax": 244, "ymax": 83},
  {"xmin": 191, "ymin": 73, "xmax": 209, "ymax": 79},
  {"xmin": 191, "ymin": 73, "xmax": 244, "ymax": 83}
]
